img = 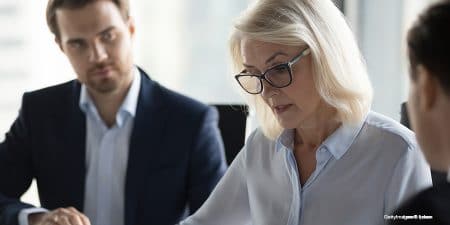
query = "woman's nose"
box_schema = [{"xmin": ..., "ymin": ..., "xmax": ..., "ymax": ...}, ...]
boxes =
[{"xmin": 260, "ymin": 79, "xmax": 278, "ymax": 98}]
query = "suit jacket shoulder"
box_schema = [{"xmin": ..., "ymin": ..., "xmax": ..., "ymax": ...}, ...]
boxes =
[
  {"xmin": 138, "ymin": 72, "xmax": 214, "ymax": 134},
  {"xmin": 22, "ymin": 80, "xmax": 80, "ymax": 116},
  {"xmin": 152, "ymin": 81, "xmax": 210, "ymax": 116}
]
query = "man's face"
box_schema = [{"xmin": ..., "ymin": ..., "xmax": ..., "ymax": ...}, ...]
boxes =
[
  {"xmin": 56, "ymin": 0, "xmax": 135, "ymax": 95},
  {"xmin": 408, "ymin": 67, "xmax": 429, "ymax": 154},
  {"xmin": 408, "ymin": 65, "xmax": 449, "ymax": 171}
]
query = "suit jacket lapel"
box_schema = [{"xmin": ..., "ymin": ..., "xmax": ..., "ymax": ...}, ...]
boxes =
[
  {"xmin": 61, "ymin": 81, "xmax": 86, "ymax": 210},
  {"xmin": 125, "ymin": 69, "xmax": 169, "ymax": 225},
  {"xmin": 42, "ymin": 81, "xmax": 86, "ymax": 210}
]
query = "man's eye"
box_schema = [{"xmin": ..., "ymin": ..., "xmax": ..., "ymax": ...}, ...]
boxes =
[
  {"xmin": 69, "ymin": 42, "xmax": 84, "ymax": 49},
  {"xmin": 102, "ymin": 32, "xmax": 115, "ymax": 42}
]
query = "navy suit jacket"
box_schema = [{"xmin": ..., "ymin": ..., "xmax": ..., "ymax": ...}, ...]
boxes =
[{"xmin": 0, "ymin": 68, "xmax": 227, "ymax": 225}]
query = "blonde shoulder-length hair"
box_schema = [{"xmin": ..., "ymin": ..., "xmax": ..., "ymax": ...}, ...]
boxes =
[{"xmin": 229, "ymin": 0, "xmax": 373, "ymax": 140}]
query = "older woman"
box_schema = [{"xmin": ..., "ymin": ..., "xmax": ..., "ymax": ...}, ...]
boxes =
[{"xmin": 181, "ymin": 0, "xmax": 431, "ymax": 224}]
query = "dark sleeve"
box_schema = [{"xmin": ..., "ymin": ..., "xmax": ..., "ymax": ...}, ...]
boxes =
[
  {"xmin": 0, "ymin": 94, "xmax": 36, "ymax": 225},
  {"xmin": 186, "ymin": 106, "xmax": 227, "ymax": 214}
]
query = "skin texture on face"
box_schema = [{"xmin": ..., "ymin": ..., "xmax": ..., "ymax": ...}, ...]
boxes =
[
  {"xmin": 56, "ymin": 0, "xmax": 135, "ymax": 96},
  {"xmin": 240, "ymin": 38, "xmax": 327, "ymax": 131},
  {"xmin": 408, "ymin": 65, "xmax": 450, "ymax": 172}
]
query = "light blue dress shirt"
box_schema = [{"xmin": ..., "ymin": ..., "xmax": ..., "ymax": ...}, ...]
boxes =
[
  {"xmin": 18, "ymin": 68, "xmax": 141, "ymax": 225},
  {"xmin": 180, "ymin": 111, "xmax": 432, "ymax": 225},
  {"xmin": 80, "ymin": 68, "xmax": 140, "ymax": 225}
]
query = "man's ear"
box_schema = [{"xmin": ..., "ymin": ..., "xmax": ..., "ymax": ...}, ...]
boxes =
[
  {"xmin": 55, "ymin": 37, "xmax": 64, "ymax": 52},
  {"xmin": 416, "ymin": 65, "xmax": 438, "ymax": 111},
  {"xmin": 127, "ymin": 17, "xmax": 135, "ymax": 38}
]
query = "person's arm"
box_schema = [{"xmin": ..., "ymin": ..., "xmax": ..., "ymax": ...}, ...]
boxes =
[
  {"xmin": 0, "ymin": 94, "xmax": 92, "ymax": 225},
  {"xmin": 384, "ymin": 145, "xmax": 432, "ymax": 214},
  {"xmin": 18, "ymin": 208, "xmax": 48, "ymax": 225},
  {"xmin": 181, "ymin": 139, "xmax": 251, "ymax": 225},
  {"xmin": 0, "ymin": 94, "xmax": 38, "ymax": 225},
  {"xmin": 186, "ymin": 107, "xmax": 227, "ymax": 212}
]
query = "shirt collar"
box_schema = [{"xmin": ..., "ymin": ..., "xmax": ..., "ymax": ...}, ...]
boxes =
[
  {"xmin": 321, "ymin": 120, "xmax": 364, "ymax": 159},
  {"xmin": 275, "ymin": 117, "xmax": 366, "ymax": 160},
  {"xmin": 120, "ymin": 67, "xmax": 141, "ymax": 118},
  {"xmin": 79, "ymin": 67, "xmax": 141, "ymax": 127},
  {"xmin": 276, "ymin": 129, "xmax": 295, "ymax": 151}
]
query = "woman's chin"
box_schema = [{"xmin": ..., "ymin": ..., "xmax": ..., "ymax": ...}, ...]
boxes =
[{"xmin": 277, "ymin": 118, "xmax": 297, "ymax": 129}]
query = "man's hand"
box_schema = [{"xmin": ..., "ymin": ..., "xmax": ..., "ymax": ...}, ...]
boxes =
[{"xmin": 28, "ymin": 207, "xmax": 91, "ymax": 225}]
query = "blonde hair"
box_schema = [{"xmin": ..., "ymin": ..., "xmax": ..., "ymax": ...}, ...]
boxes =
[{"xmin": 230, "ymin": 0, "xmax": 373, "ymax": 140}]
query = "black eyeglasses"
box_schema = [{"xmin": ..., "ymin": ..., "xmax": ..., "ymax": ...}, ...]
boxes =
[{"xmin": 235, "ymin": 47, "xmax": 311, "ymax": 94}]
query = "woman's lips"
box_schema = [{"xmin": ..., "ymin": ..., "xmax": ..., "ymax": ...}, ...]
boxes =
[{"xmin": 273, "ymin": 104, "xmax": 293, "ymax": 114}]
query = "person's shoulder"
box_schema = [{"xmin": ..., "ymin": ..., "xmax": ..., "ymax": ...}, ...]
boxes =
[
  {"xmin": 404, "ymin": 183, "xmax": 450, "ymax": 205},
  {"xmin": 152, "ymin": 81, "xmax": 209, "ymax": 114},
  {"xmin": 24, "ymin": 80, "xmax": 77, "ymax": 99},
  {"xmin": 138, "ymin": 69, "xmax": 209, "ymax": 114},
  {"xmin": 417, "ymin": 182, "xmax": 450, "ymax": 207},
  {"xmin": 244, "ymin": 128, "xmax": 278, "ymax": 156},
  {"xmin": 393, "ymin": 183, "xmax": 450, "ymax": 224},
  {"xmin": 363, "ymin": 111, "xmax": 417, "ymax": 151},
  {"xmin": 246, "ymin": 128, "xmax": 272, "ymax": 144},
  {"xmin": 22, "ymin": 80, "xmax": 79, "ymax": 108}
]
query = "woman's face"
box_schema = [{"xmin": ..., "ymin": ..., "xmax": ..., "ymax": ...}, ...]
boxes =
[{"xmin": 240, "ymin": 38, "xmax": 323, "ymax": 129}]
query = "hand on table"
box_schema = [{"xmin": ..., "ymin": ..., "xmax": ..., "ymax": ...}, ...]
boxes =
[{"xmin": 28, "ymin": 207, "xmax": 91, "ymax": 225}]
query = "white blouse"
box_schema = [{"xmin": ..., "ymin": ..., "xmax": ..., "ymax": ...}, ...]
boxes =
[{"xmin": 181, "ymin": 111, "xmax": 432, "ymax": 225}]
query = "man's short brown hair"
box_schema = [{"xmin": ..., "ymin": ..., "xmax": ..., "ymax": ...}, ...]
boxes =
[
  {"xmin": 408, "ymin": 0, "xmax": 450, "ymax": 94},
  {"xmin": 46, "ymin": 0, "xmax": 130, "ymax": 39}
]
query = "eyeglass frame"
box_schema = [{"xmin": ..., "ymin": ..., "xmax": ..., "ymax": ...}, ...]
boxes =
[{"xmin": 234, "ymin": 47, "xmax": 311, "ymax": 94}]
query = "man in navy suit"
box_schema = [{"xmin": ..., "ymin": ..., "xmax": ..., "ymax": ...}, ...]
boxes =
[
  {"xmin": 389, "ymin": 1, "xmax": 450, "ymax": 224},
  {"xmin": 0, "ymin": 0, "xmax": 227, "ymax": 225}
]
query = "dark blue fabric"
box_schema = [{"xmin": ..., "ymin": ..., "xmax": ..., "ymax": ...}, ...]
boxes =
[
  {"xmin": 390, "ymin": 182, "xmax": 450, "ymax": 225},
  {"xmin": 0, "ymin": 68, "xmax": 227, "ymax": 225}
]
